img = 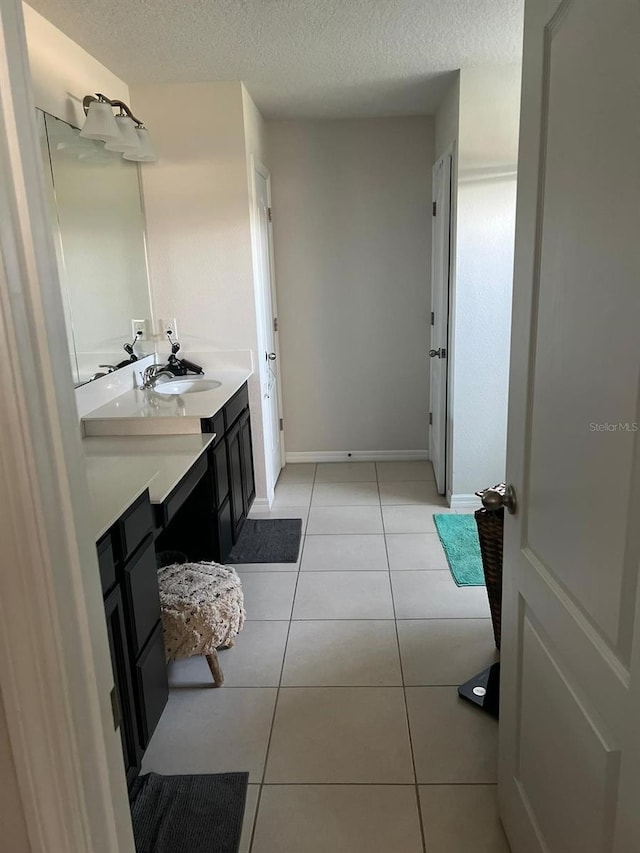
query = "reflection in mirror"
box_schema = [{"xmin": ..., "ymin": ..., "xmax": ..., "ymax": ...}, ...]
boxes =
[{"xmin": 38, "ymin": 110, "xmax": 153, "ymax": 386}]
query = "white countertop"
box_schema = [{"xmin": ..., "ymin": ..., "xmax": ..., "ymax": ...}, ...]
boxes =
[
  {"xmin": 82, "ymin": 368, "xmax": 252, "ymax": 437},
  {"xmin": 84, "ymin": 434, "xmax": 215, "ymax": 540}
]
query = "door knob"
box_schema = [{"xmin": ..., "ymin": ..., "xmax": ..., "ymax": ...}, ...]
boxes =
[
  {"xmin": 481, "ymin": 484, "xmax": 518, "ymax": 515},
  {"xmin": 267, "ymin": 352, "xmax": 276, "ymax": 361},
  {"xmin": 429, "ymin": 348, "xmax": 446, "ymax": 358}
]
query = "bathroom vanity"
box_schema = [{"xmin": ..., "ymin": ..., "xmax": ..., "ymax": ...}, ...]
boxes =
[{"xmin": 84, "ymin": 378, "xmax": 255, "ymax": 782}]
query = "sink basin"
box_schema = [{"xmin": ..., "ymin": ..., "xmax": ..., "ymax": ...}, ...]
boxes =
[{"xmin": 153, "ymin": 378, "xmax": 222, "ymax": 395}]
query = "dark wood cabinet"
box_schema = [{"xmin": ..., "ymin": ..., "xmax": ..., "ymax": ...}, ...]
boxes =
[
  {"xmin": 134, "ymin": 622, "xmax": 169, "ymax": 748},
  {"xmin": 104, "ymin": 585, "xmax": 140, "ymax": 785},
  {"xmin": 99, "ymin": 490, "xmax": 168, "ymax": 783},
  {"xmin": 202, "ymin": 381, "xmax": 255, "ymax": 559},
  {"xmin": 240, "ymin": 408, "xmax": 255, "ymax": 513},
  {"xmin": 98, "ymin": 381, "xmax": 255, "ymax": 782},
  {"xmin": 227, "ymin": 419, "xmax": 246, "ymax": 542}
]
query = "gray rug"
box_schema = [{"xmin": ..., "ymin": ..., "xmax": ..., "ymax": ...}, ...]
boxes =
[
  {"xmin": 227, "ymin": 518, "xmax": 303, "ymax": 563},
  {"xmin": 130, "ymin": 771, "xmax": 248, "ymax": 853}
]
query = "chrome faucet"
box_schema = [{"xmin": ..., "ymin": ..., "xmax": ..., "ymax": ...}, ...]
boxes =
[{"xmin": 141, "ymin": 364, "xmax": 175, "ymax": 390}]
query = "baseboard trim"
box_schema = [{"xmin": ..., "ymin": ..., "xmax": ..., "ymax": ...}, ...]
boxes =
[
  {"xmin": 285, "ymin": 450, "xmax": 430, "ymax": 464},
  {"xmin": 250, "ymin": 497, "xmax": 271, "ymax": 513},
  {"xmin": 449, "ymin": 493, "xmax": 482, "ymax": 511}
]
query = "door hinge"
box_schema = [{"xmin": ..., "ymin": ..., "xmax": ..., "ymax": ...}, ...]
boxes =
[
  {"xmin": 268, "ymin": 207, "xmax": 273, "ymax": 222},
  {"xmin": 429, "ymin": 412, "xmax": 433, "ymax": 425},
  {"xmin": 110, "ymin": 686, "xmax": 121, "ymax": 731},
  {"xmin": 273, "ymin": 317, "xmax": 278, "ymax": 332},
  {"xmin": 430, "ymin": 311, "xmax": 434, "ymax": 326},
  {"xmin": 279, "ymin": 418, "xmax": 284, "ymax": 431},
  {"xmin": 432, "ymin": 201, "xmax": 437, "ymax": 216}
]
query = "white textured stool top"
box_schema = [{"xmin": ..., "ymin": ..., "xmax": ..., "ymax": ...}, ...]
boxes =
[{"xmin": 158, "ymin": 562, "xmax": 245, "ymax": 661}]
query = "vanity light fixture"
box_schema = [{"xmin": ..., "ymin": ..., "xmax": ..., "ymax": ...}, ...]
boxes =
[{"xmin": 80, "ymin": 94, "xmax": 156, "ymax": 162}]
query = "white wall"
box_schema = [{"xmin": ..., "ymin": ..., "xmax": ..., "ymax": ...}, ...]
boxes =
[
  {"xmin": 267, "ymin": 117, "xmax": 434, "ymax": 456},
  {"xmin": 23, "ymin": 3, "xmax": 129, "ymax": 127},
  {"xmin": 130, "ymin": 81, "xmax": 269, "ymax": 501},
  {"xmin": 448, "ymin": 66, "xmax": 521, "ymax": 502}
]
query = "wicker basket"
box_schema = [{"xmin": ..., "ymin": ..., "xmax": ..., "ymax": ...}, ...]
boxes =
[{"xmin": 474, "ymin": 497, "xmax": 505, "ymax": 650}]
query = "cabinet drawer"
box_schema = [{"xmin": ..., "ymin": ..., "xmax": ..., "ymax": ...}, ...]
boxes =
[
  {"xmin": 157, "ymin": 453, "xmax": 208, "ymax": 528},
  {"xmin": 224, "ymin": 383, "xmax": 249, "ymax": 430},
  {"xmin": 134, "ymin": 622, "xmax": 168, "ymax": 749},
  {"xmin": 201, "ymin": 409, "xmax": 224, "ymax": 442},
  {"xmin": 97, "ymin": 533, "xmax": 117, "ymax": 596},
  {"xmin": 119, "ymin": 491, "xmax": 153, "ymax": 562},
  {"xmin": 124, "ymin": 536, "xmax": 161, "ymax": 656}
]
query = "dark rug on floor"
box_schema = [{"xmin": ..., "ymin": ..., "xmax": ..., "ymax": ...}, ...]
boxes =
[
  {"xmin": 227, "ymin": 518, "xmax": 303, "ymax": 563},
  {"xmin": 130, "ymin": 771, "xmax": 248, "ymax": 853}
]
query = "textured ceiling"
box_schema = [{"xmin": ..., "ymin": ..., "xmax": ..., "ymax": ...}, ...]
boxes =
[{"xmin": 27, "ymin": 0, "xmax": 524, "ymax": 118}]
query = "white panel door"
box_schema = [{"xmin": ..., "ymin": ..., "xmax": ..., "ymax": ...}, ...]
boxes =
[
  {"xmin": 254, "ymin": 164, "xmax": 284, "ymax": 495},
  {"xmin": 429, "ymin": 152, "xmax": 452, "ymax": 494},
  {"xmin": 500, "ymin": 1, "xmax": 640, "ymax": 851}
]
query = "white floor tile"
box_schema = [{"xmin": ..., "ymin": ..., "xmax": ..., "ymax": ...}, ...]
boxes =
[
  {"xmin": 406, "ymin": 687, "xmax": 498, "ymax": 783},
  {"xmin": 420, "ymin": 785, "xmax": 511, "ymax": 853},
  {"xmin": 315, "ymin": 462, "xmax": 377, "ymax": 482},
  {"xmin": 239, "ymin": 784, "xmax": 260, "ymax": 853},
  {"xmin": 300, "ymin": 533, "xmax": 388, "ymax": 571},
  {"xmin": 392, "ymin": 571, "xmax": 490, "ymax": 619},
  {"xmin": 277, "ymin": 463, "xmax": 316, "ymax": 483},
  {"xmin": 272, "ymin": 482, "xmax": 313, "ymax": 506},
  {"xmin": 311, "ymin": 481, "xmax": 380, "ymax": 506},
  {"xmin": 293, "ymin": 571, "xmax": 394, "ymax": 620},
  {"xmin": 376, "ymin": 460, "xmax": 434, "ymax": 481},
  {"xmin": 282, "ymin": 620, "xmax": 402, "ymax": 686},
  {"xmin": 265, "ymin": 687, "xmax": 414, "ymax": 783},
  {"xmin": 167, "ymin": 621, "xmax": 289, "ymax": 688},
  {"xmin": 382, "ymin": 504, "xmax": 445, "ymax": 533},
  {"xmin": 141, "ymin": 687, "xmax": 277, "ymax": 782},
  {"xmin": 237, "ymin": 572, "xmax": 298, "ymax": 620},
  {"xmin": 252, "ymin": 785, "xmax": 424, "ymax": 853},
  {"xmin": 307, "ymin": 505, "xmax": 383, "ymax": 534},
  {"xmin": 379, "ymin": 480, "xmax": 443, "ymax": 505},
  {"xmin": 398, "ymin": 619, "xmax": 497, "ymax": 685},
  {"xmin": 386, "ymin": 532, "xmax": 449, "ymax": 570}
]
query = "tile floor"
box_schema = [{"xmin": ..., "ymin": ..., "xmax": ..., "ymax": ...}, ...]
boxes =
[{"xmin": 142, "ymin": 460, "xmax": 509, "ymax": 852}]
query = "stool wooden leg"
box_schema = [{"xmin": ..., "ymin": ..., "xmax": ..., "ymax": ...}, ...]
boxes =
[{"xmin": 205, "ymin": 650, "xmax": 224, "ymax": 687}]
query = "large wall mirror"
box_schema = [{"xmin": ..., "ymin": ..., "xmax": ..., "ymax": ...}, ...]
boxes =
[{"xmin": 38, "ymin": 110, "xmax": 153, "ymax": 386}]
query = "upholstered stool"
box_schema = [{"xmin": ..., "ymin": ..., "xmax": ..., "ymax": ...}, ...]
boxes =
[{"xmin": 157, "ymin": 561, "xmax": 245, "ymax": 687}]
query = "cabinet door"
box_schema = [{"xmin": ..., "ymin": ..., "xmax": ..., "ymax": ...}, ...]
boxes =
[
  {"xmin": 227, "ymin": 420, "xmax": 245, "ymax": 541},
  {"xmin": 123, "ymin": 535, "xmax": 161, "ymax": 656},
  {"xmin": 216, "ymin": 496, "xmax": 233, "ymax": 562},
  {"xmin": 212, "ymin": 438, "xmax": 229, "ymax": 508},
  {"xmin": 104, "ymin": 585, "xmax": 140, "ymax": 783},
  {"xmin": 240, "ymin": 409, "xmax": 256, "ymax": 514},
  {"xmin": 133, "ymin": 622, "xmax": 169, "ymax": 749}
]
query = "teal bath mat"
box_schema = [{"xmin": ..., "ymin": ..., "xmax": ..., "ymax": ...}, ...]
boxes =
[{"xmin": 433, "ymin": 514, "xmax": 484, "ymax": 587}]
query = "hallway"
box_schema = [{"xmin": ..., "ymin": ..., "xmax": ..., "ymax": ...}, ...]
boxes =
[{"xmin": 141, "ymin": 461, "xmax": 509, "ymax": 852}]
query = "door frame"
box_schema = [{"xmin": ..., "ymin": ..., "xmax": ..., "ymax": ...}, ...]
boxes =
[
  {"xmin": 249, "ymin": 156, "xmax": 285, "ymax": 502},
  {"xmin": 430, "ymin": 143, "xmax": 454, "ymax": 495},
  {"xmin": 0, "ymin": 0, "xmax": 134, "ymax": 849}
]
